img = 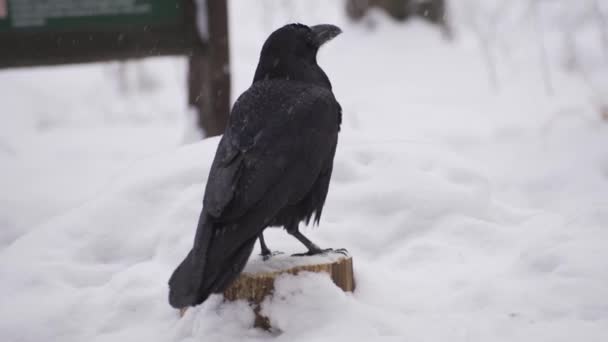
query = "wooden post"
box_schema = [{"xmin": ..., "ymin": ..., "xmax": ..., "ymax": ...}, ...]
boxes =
[
  {"xmin": 179, "ymin": 253, "xmax": 355, "ymax": 330},
  {"xmin": 206, "ymin": 0, "xmax": 231, "ymax": 137},
  {"xmin": 188, "ymin": 0, "xmax": 231, "ymax": 138}
]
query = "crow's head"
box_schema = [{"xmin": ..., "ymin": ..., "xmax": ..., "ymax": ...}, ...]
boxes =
[{"xmin": 253, "ymin": 23, "xmax": 342, "ymax": 88}]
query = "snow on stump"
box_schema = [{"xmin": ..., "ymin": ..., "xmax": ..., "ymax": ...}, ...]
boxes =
[
  {"xmin": 179, "ymin": 252, "xmax": 354, "ymax": 329},
  {"xmin": 225, "ymin": 252, "xmax": 354, "ymax": 329}
]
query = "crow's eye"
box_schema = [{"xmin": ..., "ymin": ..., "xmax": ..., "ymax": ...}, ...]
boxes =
[{"xmin": 305, "ymin": 35, "xmax": 315, "ymax": 48}]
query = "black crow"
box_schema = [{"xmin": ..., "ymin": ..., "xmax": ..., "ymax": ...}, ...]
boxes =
[{"xmin": 169, "ymin": 23, "xmax": 343, "ymax": 309}]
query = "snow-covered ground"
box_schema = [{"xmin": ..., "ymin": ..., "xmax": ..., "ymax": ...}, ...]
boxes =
[{"xmin": 1, "ymin": 1, "xmax": 608, "ymax": 341}]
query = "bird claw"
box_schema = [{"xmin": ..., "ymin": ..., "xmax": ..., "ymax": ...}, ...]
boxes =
[
  {"xmin": 333, "ymin": 248, "xmax": 349, "ymax": 256},
  {"xmin": 292, "ymin": 248, "xmax": 348, "ymax": 257},
  {"xmin": 261, "ymin": 250, "xmax": 284, "ymax": 261}
]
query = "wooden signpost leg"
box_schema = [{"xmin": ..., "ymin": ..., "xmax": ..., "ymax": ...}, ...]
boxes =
[
  {"xmin": 206, "ymin": 0, "xmax": 231, "ymax": 136},
  {"xmin": 188, "ymin": 0, "xmax": 231, "ymax": 138},
  {"xmin": 188, "ymin": 52, "xmax": 213, "ymax": 135}
]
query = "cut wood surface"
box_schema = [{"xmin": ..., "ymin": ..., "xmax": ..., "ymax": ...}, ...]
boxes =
[{"xmin": 179, "ymin": 252, "xmax": 355, "ymax": 329}]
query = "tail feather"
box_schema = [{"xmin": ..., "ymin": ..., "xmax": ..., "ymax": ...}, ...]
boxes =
[
  {"xmin": 169, "ymin": 183, "xmax": 289, "ymax": 308},
  {"xmin": 201, "ymin": 237, "xmax": 257, "ymax": 295},
  {"xmin": 168, "ymin": 211, "xmax": 259, "ymax": 308},
  {"xmin": 168, "ymin": 210, "xmax": 213, "ymax": 308}
]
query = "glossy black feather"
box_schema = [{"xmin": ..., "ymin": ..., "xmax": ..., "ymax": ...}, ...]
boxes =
[{"xmin": 168, "ymin": 23, "xmax": 342, "ymax": 308}]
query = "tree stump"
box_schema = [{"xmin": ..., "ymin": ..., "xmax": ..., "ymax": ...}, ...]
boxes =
[{"xmin": 179, "ymin": 252, "xmax": 355, "ymax": 330}]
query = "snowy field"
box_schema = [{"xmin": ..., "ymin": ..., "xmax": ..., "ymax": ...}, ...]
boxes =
[{"xmin": 1, "ymin": 1, "xmax": 608, "ymax": 341}]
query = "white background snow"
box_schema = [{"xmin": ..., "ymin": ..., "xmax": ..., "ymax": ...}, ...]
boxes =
[{"xmin": 1, "ymin": 0, "xmax": 608, "ymax": 341}]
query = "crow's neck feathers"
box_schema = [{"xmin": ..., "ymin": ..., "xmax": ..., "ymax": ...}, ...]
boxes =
[{"xmin": 253, "ymin": 55, "xmax": 332, "ymax": 89}]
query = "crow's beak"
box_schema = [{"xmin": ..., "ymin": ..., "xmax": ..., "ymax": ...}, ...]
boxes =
[{"xmin": 311, "ymin": 24, "xmax": 342, "ymax": 47}]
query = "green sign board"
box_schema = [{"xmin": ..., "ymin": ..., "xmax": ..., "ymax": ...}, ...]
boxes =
[
  {"xmin": 0, "ymin": 0, "xmax": 202, "ymax": 68},
  {"xmin": 0, "ymin": 0, "xmax": 183, "ymax": 32}
]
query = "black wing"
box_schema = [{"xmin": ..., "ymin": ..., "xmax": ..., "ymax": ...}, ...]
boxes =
[
  {"xmin": 204, "ymin": 81, "xmax": 340, "ymax": 223},
  {"xmin": 169, "ymin": 80, "xmax": 341, "ymax": 307}
]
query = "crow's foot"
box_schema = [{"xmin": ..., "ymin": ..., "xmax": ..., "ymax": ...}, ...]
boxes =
[
  {"xmin": 292, "ymin": 248, "xmax": 348, "ymax": 257},
  {"xmin": 261, "ymin": 250, "xmax": 284, "ymax": 261}
]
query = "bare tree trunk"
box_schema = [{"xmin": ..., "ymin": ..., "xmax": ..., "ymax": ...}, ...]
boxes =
[
  {"xmin": 477, "ymin": 32, "xmax": 499, "ymax": 91},
  {"xmin": 532, "ymin": 0, "xmax": 553, "ymax": 95},
  {"xmin": 345, "ymin": 0, "xmax": 450, "ymax": 35},
  {"xmin": 593, "ymin": 0, "xmax": 608, "ymax": 65}
]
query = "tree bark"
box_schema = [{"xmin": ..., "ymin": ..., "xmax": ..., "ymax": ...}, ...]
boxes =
[
  {"xmin": 188, "ymin": 0, "xmax": 231, "ymax": 138},
  {"xmin": 345, "ymin": 0, "xmax": 450, "ymax": 36},
  {"xmin": 204, "ymin": 0, "xmax": 231, "ymax": 137}
]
